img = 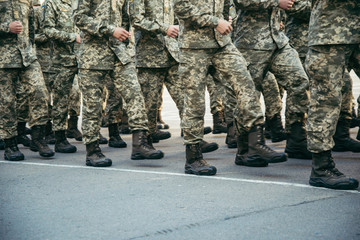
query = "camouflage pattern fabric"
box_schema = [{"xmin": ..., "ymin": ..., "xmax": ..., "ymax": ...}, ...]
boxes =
[
  {"xmin": 305, "ymin": 45, "xmax": 360, "ymax": 153},
  {"xmin": 261, "ymin": 71, "xmax": 283, "ymax": 119},
  {"xmin": 0, "ymin": 0, "xmax": 49, "ymax": 139},
  {"xmin": 305, "ymin": 0, "xmax": 360, "ymax": 153},
  {"xmin": 68, "ymin": 75, "xmax": 81, "ymax": 117},
  {"xmin": 206, "ymin": 73, "xmax": 225, "ymax": 115},
  {"xmin": 238, "ymin": 45, "xmax": 309, "ymax": 132},
  {"xmin": 43, "ymin": 0, "xmax": 78, "ymax": 131},
  {"xmin": 179, "ymin": 45, "xmax": 264, "ymax": 144},
  {"xmin": 130, "ymin": 0, "xmax": 184, "ymax": 133},
  {"xmin": 15, "ymin": 76, "xmax": 30, "ymax": 123},
  {"xmin": 78, "ymin": 62, "xmax": 149, "ymax": 144},
  {"xmin": 105, "ymin": 79, "xmax": 124, "ymax": 125},
  {"xmin": 0, "ymin": 62, "xmax": 49, "ymax": 139}
]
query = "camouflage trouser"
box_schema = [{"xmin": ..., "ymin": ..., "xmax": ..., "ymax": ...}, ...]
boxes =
[
  {"xmin": 43, "ymin": 71, "xmax": 56, "ymax": 119},
  {"xmin": 105, "ymin": 78, "xmax": 124, "ymax": 125},
  {"xmin": 206, "ymin": 73, "xmax": 224, "ymax": 115},
  {"xmin": 78, "ymin": 62, "xmax": 148, "ymax": 144},
  {"xmin": 239, "ymin": 44, "xmax": 309, "ymax": 132},
  {"xmin": 138, "ymin": 64, "xmax": 183, "ymax": 135},
  {"xmin": 179, "ymin": 44, "xmax": 264, "ymax": 145},
  {"xmin": 305, "ymin": 44, "xmax": 360, "ymax": 153},
  {"xmin": 208, "ymin": 67, "xmax": 237, "ymax": 124},
  {"xmin": 68, "ymin": 74, "xmax": 81, "ymax": 117},
  {"xmin": 0, "ymin": 61, "xmax": 49, "ymax": 139},
  {"xmin": 15, "ymin": 78, "xmax": 30, "ymax": 123},
  {"xmin": 52, "ymin": 66, "xmax": 77, "ymax": 131},
  {"xmin": 262, "ymin": 71, "xmax": 283, "ymax": 119}
]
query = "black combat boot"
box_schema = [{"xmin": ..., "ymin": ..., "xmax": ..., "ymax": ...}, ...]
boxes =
[
  {"xmin": 235, "ymin": 133, "xmax": 268, "ymax": 167},
  {"xmin": 267, "ymin": 113, "xmax": 286, "ymax": 142},
  {"xmin": 4, "ymin": 137, "xmax": 24, "ymax": 161},
  {"xmin": 17, "ymin": 122, "xmax": 31, "ymax": 147},
  {"xmin": 54, "ymin": 130, "xmax": 77, "ymax": 153},
  {"xmin": 66, "ymin": 116, "xmax": 83, "ymax": 141},
  {"xmin": 44, "ymin": 121, "xmax": 55, "ymax": 145},
  {"xmin": 0, "ymin": 139, "xmax": 5, "ymax": 150},
  {"xmin": 200, "ymin": 140, "xmax": 218, "ymax": 153},
  {"xmin": 185, "ymin": 143, "xmax": 217, "ymax": 175},
  {"xmin": 225, "ymin": 122, "xmax": 237, "ymax": 148},
  {"xmin": 212, "ymin": 110, "xmax": 227, "ymax": 134},
  {"xmin": 309, "ymin": 150, "xmax": 359, "ymax": 190},
  {"xmin": 333, "ymin": 119, "xmax": 360, "ymax": 152},
  {"xmin": 119, "ymin": 112, "xmax": 131, "ymax": 134},
  {"xmin": 30, "ymin": 125, "xmax": 55, "ymax": 157},
  {"xmin": 157, "ymin": 109, "xmax": 169, "ymax": 129},
  {"xmin": 151, "ymin": 129, "xmax": 171, "ymax": 143},
  {"xmin": 246, "ymin": 125, "xmax": 287, "ymax": 164},
  {"xmin": 98, "ymin": 133, "xmax": 108, "ymax": 144},
  {"xmin": 86, "ymin": 141, "xmax": 112, "ymax": 167},
  {"xmin": 131, "ymin": 130, "xmax": 164, "ymax": 160},
  {"xmin": 108, "ymin": 123, "xmax": 127, "ymax": 148},
  {"xmin": 285, "ymin": 121, "xmax": 312, "ymax": 159}
]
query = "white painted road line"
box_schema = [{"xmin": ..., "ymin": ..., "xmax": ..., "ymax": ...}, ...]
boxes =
[{"xmin": 1, "ymin": 160, "xmax": 359, "ymax": 194}]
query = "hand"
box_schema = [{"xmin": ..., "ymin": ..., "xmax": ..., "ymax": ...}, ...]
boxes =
[
  {"xmin": 229, "ymin": 16, "xmax": 233, "ymax": 25},
  {"xmin": 166, "ymin": 25, "xmax": 179, "ymax": 38},
  {"xmin": 112, "ymin": 27, "xmax": 131, "ymax": 42},
  {"xmin": 76, "ymin": 34, "xmax": 81, "ymax": 43},
  {"xmin": 215, "ymin": 19, "xmax": 233, "ymax": 35},
  {"xmin": 9, "ymin": 21, "xmax": 23, "ymax": 34},
  {"xmin": 279, "ymin": 0, "xmax": 294, "ymax": 10}
]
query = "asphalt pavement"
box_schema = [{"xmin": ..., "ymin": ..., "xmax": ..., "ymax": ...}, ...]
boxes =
[{"xmin": 0, "ymin": 72, "xmax": 359, "ymax": 240}]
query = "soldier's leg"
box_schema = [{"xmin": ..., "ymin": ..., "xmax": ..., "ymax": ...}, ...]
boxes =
[
  {"xmin": 42, "ymin": 72, "xmax": 56, "ymax": 144},
  {"xmin": 262, "ymin": 72, "xmax": 286, "ymax": 143},
  {"xmin": 180, "ymin": 48, "xmax": 217, "ymax": 175},
  {"xmin": 15, "ymin": 76, "xmax": 31, "ymax": 147},
  {"xmin": 214, "ymin": 44, "xmax": 286, "ymax": 166},
  {"xmin": 306, "ymin": 44, "xmax": 359, "ymax": 190},
  {"xmin": 156, "ymin": 85, "xmax": 170, "ymax": 130},
  {"xmin": 78, "ymin": 68, "xmax": 112, "ymax": 167},
  {"xmin": 52, "ymin": 67, "xmax": 77, "ymax": 153},
  {"xmin": 67, "ymin": 75, "xmax": 83, "ymax": 141},
  {"xmin": 112, "ymin": 62, "xmax": 163, "ymax": 160},
  {"xmin": 21, "ymin": 61, "xmax": 54, "ymax": 158},
  {"xmin": 0, "ymin": 69, "xmax": 24, "ymax": 161},
  {"xmin": 105, "ymin": 80, "xmax": 126, "ymax": 148},
  {"xmin": 270, "ymin": 44, "xmax": 311, "ymax": 159}
]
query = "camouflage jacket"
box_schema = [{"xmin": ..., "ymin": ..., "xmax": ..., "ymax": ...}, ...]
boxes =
[
  {"xmin": 34, "ymin": 4, "xmax": 53, "ymax": 71},
  {"xmin": 43, "ymin": 0, "xmax": 77, "ymax": 68},
  {"xmin": 173, "ymin": 0, "xmax": 231, "ymax": 49},
  {"xmin": 0, "ymin": 0, "xmax": 37, "ymax": 68},
  {"xmin": 308, "ymin": 0, "xmax": 360, "ymax": 46},
  {"xmin": 74, "ymin": 0, "xmax": 134, "ymax": 70},
  {"xmin": 285, "ymin": 0, "xmax": 311, "ymax": 58},
  {"xmin": 233, "ymin": 0, "xmax": 289, "ymax": 50},
  {"xmin": 130, "ymin": 0, "xmax": 179, "ymax": 68}
]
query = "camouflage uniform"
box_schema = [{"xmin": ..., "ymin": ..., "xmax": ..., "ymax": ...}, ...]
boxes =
[
  {"xmin": 305, "ymin": 0, "xmax": 360, "ymax": 153},
  {"xmin": 43, "ymin": 0, "xmax": 78, "ymax": 131},
  {"xmin": 130, "ymin": 0, "xmax": 183, "ymax": 135},
  {"xmin": 74, "ymin": 0, "xmax": 149, "ymax": 145},
  {"xmin": 0, "ymin": 0, "xmax": 49, "ymax": 139},
  {"xmin": 34, "ymin": 3, "xmax": 55, "ymax": 119},
  {"xmin": 174, "ymin": 0, "xmax": 264, "ymax": 145},
  {"xmin": 233, "ymin": 0, "xmax": 310, "ymax": 131},
  {"xmin": 68, "ymin": 75, "xmax": 81, "ymax": 117}
]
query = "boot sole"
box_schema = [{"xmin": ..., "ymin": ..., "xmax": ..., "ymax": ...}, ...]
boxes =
[
  {"xmin": 109, "ymin": 142, "xmax": 127, "ymax": 148},
  {"xmin": 212, "ymin": 129, "xmax": 227, "ymax": 134},
  {"xmin": 247, "ymin": 153, "xmax": 287, "ymax": 164},
  {"xmin": 309, "ymin": 178, "xmax": 359, "ymax": 190},
  {"xmin": 86, "ymin": 160, "xmax": 112, "ymax": 167},
  {"xmin": 30, "ymin": 146, "xmax": 55, "ymax": 157},
  {"xmin": 5, "ymin": 154, "xmax": 25, "ymax": 161},
  {"xmin": 235, "ymin": 156, "xmax": 268, "ymax": 167},
  {"xmin": 131, "ymin": 152, "xmax": 164, "ymax": 160},
  {"xmin": 185, "ymin": 168, "xmax": 217, "ymax": 176},
  {"xmin": 227, "ymin": 142, "xmax": 237, "ymax": 149},
  {"xmin": 55, "ymin": 147, "xmax": 77, "ymax": 153},
  {"xmin": 201, "ymin": 144, "xmax": 219, "ymax": 153}
]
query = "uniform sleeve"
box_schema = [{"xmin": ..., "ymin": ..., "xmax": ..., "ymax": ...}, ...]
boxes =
[
  {"xmin": 130, "ymin": 0, "xmax": 169, "ymax": 36},
  {"xmin": 173, "ymin": 0, "xmax": 219, "ymax": 28},
  {"xmin": 43, "ymin": 1, "xmax": 77, "ymax": 43},
  {"xmin": 34, "ymin": 7, "xmax": 48, "ymax": 43},
  {"xmin": 73, "ymin": 0, "xmax": 116, "ymax": 37},
  {"xmin": 233, "ymin": 0, "xmax": 279, "ymax": 11},
  {"xmin": 286, "ymin": 0, "xmax": 311, "ymax": 21}
]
